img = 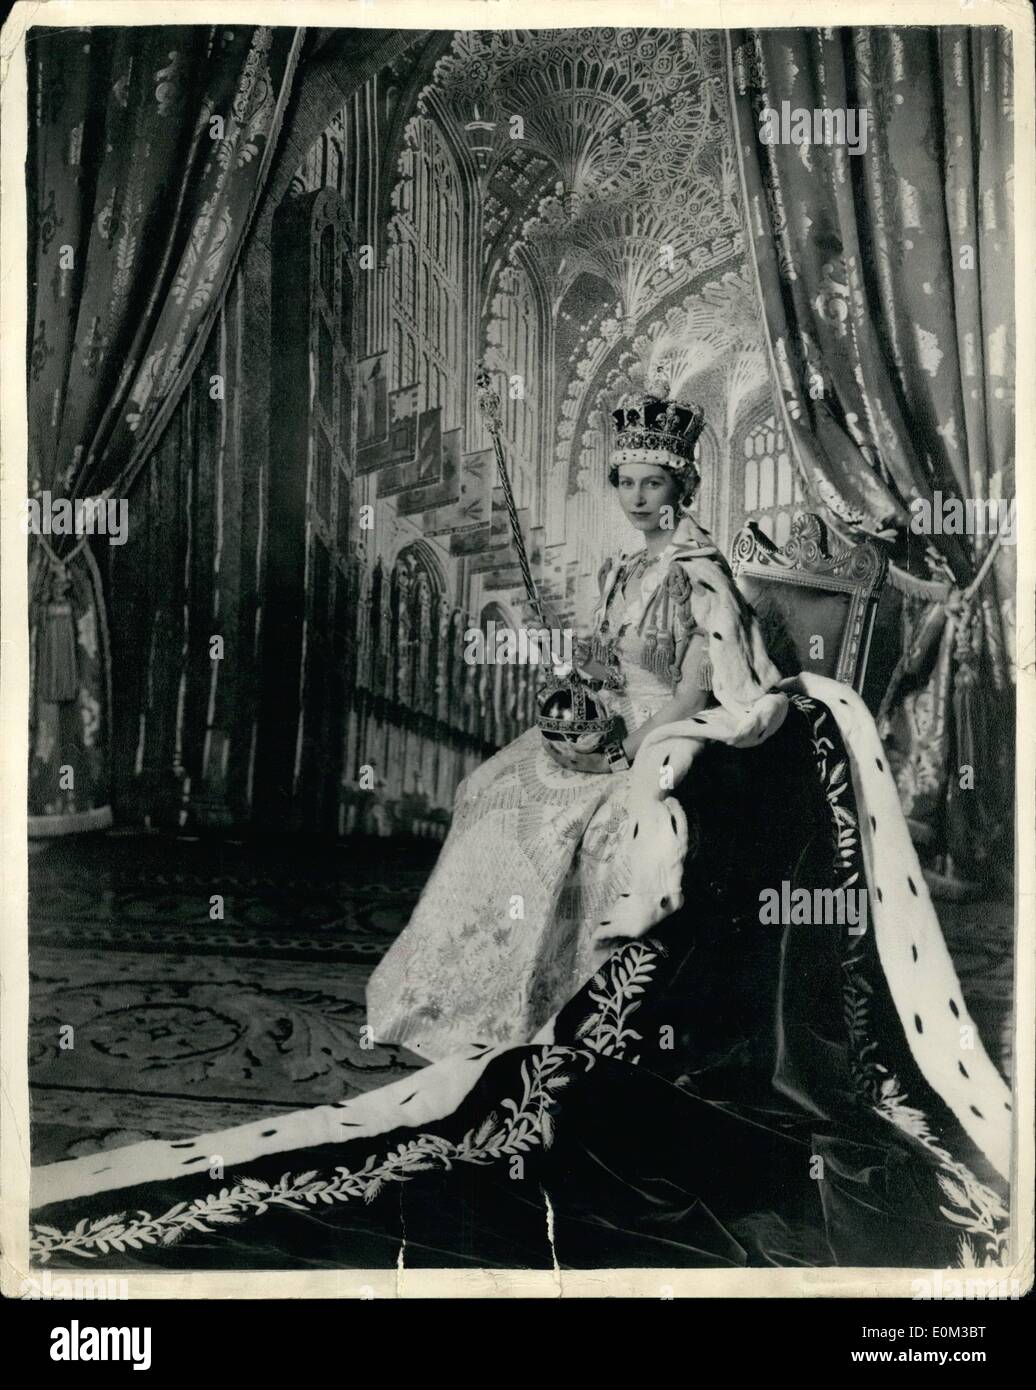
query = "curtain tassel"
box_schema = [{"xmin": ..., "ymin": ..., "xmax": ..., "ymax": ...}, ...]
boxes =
[
  {"xmin": 698, "ymin": 656, "xmax": 712, "ymax": 691},
  {"xmin": 39, "ymin": 566, "xmax": 79, "ymax": 703}
]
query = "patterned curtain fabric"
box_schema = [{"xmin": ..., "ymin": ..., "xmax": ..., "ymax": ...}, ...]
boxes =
[
  {"xmin": 727, "ymin": 26, "xmax": 1015, "ymax": 889},
  {"xmin": 27, "ymin": 25, "xmax": 302, "ymax": 834}
]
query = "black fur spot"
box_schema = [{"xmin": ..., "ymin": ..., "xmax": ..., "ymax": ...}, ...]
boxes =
[
  {"xmin": 914, "ymin": 1014, "xmax": 923, "ymax": 1034},
  {"xmin": 970, "ymin": 1106, "xmax": 984, "ymax": 1119},
  {"xmin": 911, "ymin": 944, "xmax": 918, "ymax": 962},
  {"xmin": 959, "ymin": 1062, "xmax": 969, "ymax": 1078},
  {"xmin": 876, "ymin": 758, "xmax": 884, "ymax": 772},
  {"xmin": 261, "ymin": 1129, "xmax": 277, "ymax": 1137},
  {"xmin": 907, "ymin": 876, "xmax": 918, "ymax": 896},
  {"xmin": 949, "ymin": 999, "xmax": 959, "ymax": 1017}
]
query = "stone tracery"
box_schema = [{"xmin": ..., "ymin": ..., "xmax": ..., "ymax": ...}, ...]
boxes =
[{"xmin": 283, "ymin": 27, "xmax": 798, "ymax": 820}]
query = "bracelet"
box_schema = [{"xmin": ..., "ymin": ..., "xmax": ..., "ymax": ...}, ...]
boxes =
[{"xmin": 604, "ymin": 741, "xmax": 631, "ymax": 772}]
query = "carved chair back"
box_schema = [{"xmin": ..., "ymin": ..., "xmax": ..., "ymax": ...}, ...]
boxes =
[{"xmin": 730, "ymin": 512, "xmax": 889, "ymax": 697}]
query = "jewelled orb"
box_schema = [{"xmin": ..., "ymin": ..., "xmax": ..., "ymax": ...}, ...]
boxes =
[{"xmin": 536, "ymin": 669, "xmax": 613, "ymax": 747}]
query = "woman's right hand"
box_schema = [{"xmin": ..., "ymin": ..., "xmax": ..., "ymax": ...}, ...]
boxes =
[
  {"xmin": 727, "ymin": 692, "xmax": 789, "ymax": 748},
  {"xmin": 541, "ymin": 735, "xmax": 613, "ymax": 774}
]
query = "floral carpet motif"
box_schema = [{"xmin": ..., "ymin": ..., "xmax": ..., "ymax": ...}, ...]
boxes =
[
  {"xmin": 29, "ymin": 832, "xmax": 438, "ymax": 1164},
  {"xmin": 28, "ymin": 830, "xmax": 1012, "ymax": 1167}
]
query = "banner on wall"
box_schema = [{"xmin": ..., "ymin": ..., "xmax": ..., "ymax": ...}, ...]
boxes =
[
  {"xmin": 377, "ymin": 404, "xmax": 443, "ymax": 497},
  {"xmin": 355, "ymin": 352, "xmax": 388, "ymax": 469},
  {"xmin": 421, "ymin": 446, "xmax": 493, "ymax": 537},
  {"xmin": 397, "ymin": 426, "xmax": 463, "ymax": 516}
]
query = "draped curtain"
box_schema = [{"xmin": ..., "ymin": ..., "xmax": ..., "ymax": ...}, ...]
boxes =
[
  {"xmin": 27, "ymin": 24, "xmax": 302, "ymax": 833},
  {"xmin": 728, "ymin": 26, "xmax": 1015, "ymax": 890}
]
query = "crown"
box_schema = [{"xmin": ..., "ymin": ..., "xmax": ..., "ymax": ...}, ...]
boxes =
[{"xmin": 610, "ymin": 396, "xmax": 706, "ymax": 474}]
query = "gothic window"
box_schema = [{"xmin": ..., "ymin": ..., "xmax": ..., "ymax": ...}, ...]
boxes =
[
  {"xmin": 388, "ymin": 118, "xmax": 464, "ymax": 425},
  {"xmin": 737, "ymin": 412, "xmax": 803, "ymax": 548},
  {"xmin": 490, "ymin": 264, "xmax": 540, "ymax": 508},
  {"xmin": 479, "ymin": 602, "xmax": 516, "ymax": 745},
  {"xmin": 322, "ymin": 131, "xmax": 344, "ymax": 194},
  {"xmin": 295, "ymin": 116, "xmax": 347, "ymax": 198}
]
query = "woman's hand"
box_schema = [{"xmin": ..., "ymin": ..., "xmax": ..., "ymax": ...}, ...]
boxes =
[
  {"xmin": 621, "ymin": 688, "xmax": 708, "ymax": 762},
  {"xmin": 541, "ymin": 737, "xmax": 614, "ymax": 774},
  {"xmin": 727, "ymin": 692, "xmax": 789, "ymax": 748},
  {"xmin": 541, "ymin": 722, "xmax": 630, "ymax": 774}
]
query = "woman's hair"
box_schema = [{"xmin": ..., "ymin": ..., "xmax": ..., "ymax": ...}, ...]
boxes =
[{"xmin": 608, "ymin": 461, "xmax": 700, "ymax": 512}]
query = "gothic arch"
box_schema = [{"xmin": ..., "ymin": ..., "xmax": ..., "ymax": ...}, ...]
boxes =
[
  {"xmin": 386, "ymin": 110, "xmax": 472, "ymax": 430},
  {"xmin": 389, "ymin": 537, "xmax": 447, "ymax": 597},
  {"xmin": 373, "ymin": 34, "xmax": 468, "ymax": 238},
  {"xmin": 691, "ymin": 419, "xmax": 721, "ymax": 536},
  {"xmin": 732, "ymin": 396, "xmax": 805, "ymax": 548}
]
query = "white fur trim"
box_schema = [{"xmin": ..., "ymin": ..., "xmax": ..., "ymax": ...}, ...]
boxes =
[{"xmin": 610, "ymin": 676, "xmax": 1011, "ymax": 1181}]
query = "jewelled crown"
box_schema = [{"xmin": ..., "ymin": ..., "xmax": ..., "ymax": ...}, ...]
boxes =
[{"xmin": 610, "ymin": 396, "xmax": 706, "ymax": 475}]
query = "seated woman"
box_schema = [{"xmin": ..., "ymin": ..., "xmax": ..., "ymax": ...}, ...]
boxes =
[
  {"xmin": 366, "ymin": 396, "xmax": 788, "ymax": 1061},
  {"xmin": 27, "ymin": 397, "xmax": 1011, "ymax": 1274}
]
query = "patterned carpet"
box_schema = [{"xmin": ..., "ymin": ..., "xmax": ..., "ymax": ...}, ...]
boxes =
[
  {"xmin": 28, "ymin": 830, "xmax": 1014, "ymax": 1167},
  {"xmin": 29, "ymin": 832, "xmax": 439, "ymax": 1165}
]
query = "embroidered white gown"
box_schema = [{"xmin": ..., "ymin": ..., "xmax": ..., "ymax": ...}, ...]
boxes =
[{"xmin": 366, "ymin": 574, "xmax": 679, "ymax": 1061}]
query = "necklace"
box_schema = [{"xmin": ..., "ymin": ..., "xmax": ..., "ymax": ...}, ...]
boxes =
[
  {"xmin": 620, "ymin": 550, "xmax": 660, "ymax": 594},
  {"xmin": 588, "ymin": 551, "xmax": 660, "ymax": 687},
  {"xmin": 599, "ymin": 550, "xmax": 660, "ymax": 639}
]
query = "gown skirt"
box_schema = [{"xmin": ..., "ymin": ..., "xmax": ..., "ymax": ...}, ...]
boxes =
[{"xmin": 28, "ymin": 694, "xmax": 1010, "ymax": 1271}]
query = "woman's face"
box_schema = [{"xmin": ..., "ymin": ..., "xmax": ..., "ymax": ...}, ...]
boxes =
[{"xmin": 614, "ymin": 463, "xmax": 682, "ymax": 532}]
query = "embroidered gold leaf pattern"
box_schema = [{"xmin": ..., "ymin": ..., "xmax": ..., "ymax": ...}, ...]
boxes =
[
  {"xmin": 29, "ymin": 1047, "xmax": 588, "ymax": 1263},
  {"xmin": 578, "ymin": 940, "xmax": 659, "ymax": 1056}
]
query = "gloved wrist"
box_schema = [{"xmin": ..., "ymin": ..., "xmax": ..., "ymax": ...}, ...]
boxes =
[{"xmin": 604, "ymin": 741, "xmax": 631, "ymax": 772}]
